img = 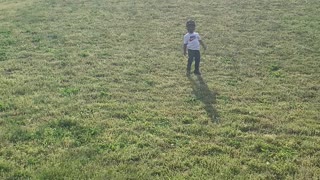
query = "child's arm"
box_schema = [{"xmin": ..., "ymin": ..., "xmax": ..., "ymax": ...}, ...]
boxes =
[
  {"xmin": 183, "ymin": 44, "xmax": 187, "ymax": 56},
  {"xmin": 199, "ymin": 40, "xmax": 207, "ymax": 50}
]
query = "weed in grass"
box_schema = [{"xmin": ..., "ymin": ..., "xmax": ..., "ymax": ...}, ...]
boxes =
[
  {"xmin": 7, "ymin": 127, "xmax": 33, "ymax": 143},
  {"xmin": 0, "ymin": 160, "xmax": 11, "ymax": 173},
  {"xmin": 0, "ymin": 51, "xmax": 7, "ymax": 61},
  {"xmin": 32, "ymin": 118, "xmax": 102, "ymax": 147},
  {"xmin": 270, "ymin": 64, "xmax": 281, "ymax": 72},
  {"xmin": 60, "ymin": 87, "xmax": 80, "ymax": 97},
  {"xmin": 0, "ymin": 102, "xmax": 7, "ymax": 112}
]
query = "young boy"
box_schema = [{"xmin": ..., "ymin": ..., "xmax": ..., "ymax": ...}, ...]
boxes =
[{"xmin": 183, "ymin": 20, "xmax": 207, "ymax": 76}]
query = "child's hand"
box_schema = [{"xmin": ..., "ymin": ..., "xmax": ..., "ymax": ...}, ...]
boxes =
[
  {"xmin": 199, "ymin": 40, "xmax": 207, "ymax": 51},
  {"xmin": 184, "ymin": 51, "xmax": 187, "ymax": 56}
]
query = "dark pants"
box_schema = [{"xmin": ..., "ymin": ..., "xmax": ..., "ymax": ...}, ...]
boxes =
[{"xmin": 187, "ymin": 49, "xmax": 200, "ymax": 73}]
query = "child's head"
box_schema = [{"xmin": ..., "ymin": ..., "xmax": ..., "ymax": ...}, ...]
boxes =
[{"xmin": 186, "ymin": 20, "xmax": 196, "ymax": 33}]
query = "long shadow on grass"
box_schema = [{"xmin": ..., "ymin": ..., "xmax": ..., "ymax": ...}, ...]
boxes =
[{"xmin": 188, "ymin": 75, "xmax": 219, "ymax": 123}]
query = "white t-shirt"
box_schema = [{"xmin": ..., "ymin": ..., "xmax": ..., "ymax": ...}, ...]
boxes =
[{"xmin": 184, "ymin": 32, "xmax": 201, "ymax": 50}]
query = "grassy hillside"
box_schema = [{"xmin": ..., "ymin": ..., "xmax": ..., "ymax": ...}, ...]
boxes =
[{"xmin": 0, "ymin": 0, "xmax": 319, "ymax": 179}]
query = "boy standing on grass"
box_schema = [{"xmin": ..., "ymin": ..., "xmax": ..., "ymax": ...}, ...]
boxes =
[{"xmin": 183, "ymin": 20, "xmax": 207, "ymax": 76}]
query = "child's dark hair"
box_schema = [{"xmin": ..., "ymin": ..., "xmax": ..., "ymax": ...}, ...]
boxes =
[{"xmin": 186, "ymin": 20, "xmax": 196, "ymax": 27}]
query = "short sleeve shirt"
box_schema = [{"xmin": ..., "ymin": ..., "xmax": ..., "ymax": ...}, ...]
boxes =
[{"xmin": 184, "ymin": 32, "xmax": 201, "ymax": 50}]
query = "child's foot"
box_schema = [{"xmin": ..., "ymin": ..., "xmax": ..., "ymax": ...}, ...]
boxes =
[
  {"xmin": 194, "ymin": 71, "xmax": 201, "ymax": 75},
  {"xmin": 186, "ymin": 71, "xmax": 191, "ymax": 76}
]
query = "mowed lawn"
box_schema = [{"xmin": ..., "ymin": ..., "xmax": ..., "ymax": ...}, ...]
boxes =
[{"xmin": 0, "ymin": 0, "xmax": 319, "ymax": 179}]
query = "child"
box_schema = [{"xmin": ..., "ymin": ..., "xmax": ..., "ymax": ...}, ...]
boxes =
[{"xmin": 183, "ymin": 20, "xmax": 207, "ymax": 76}]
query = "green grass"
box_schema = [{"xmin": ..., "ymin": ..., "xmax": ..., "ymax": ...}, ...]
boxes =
[{"xmin": 1, "ymin": 0, "xmax": 320, "ymax": 179}]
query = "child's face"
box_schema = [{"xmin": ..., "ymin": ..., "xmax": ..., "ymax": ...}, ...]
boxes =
[{"xmin": 187, "ymin": 25, "xmax": 195, "ymax": 33}]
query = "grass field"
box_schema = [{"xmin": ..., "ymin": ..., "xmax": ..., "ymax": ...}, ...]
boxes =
[{"xmin": 0, "ymin": 0, "xmax": 319, "ymax": 179}]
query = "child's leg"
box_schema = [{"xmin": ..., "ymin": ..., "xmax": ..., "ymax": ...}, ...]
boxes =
[
  {"xmin": 187, "ymin": 50, "xmax": 194, "ymax": 73},
  {"xmin": 194, "ymin": 50, "xmax": 201, "ymax": 74}
]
